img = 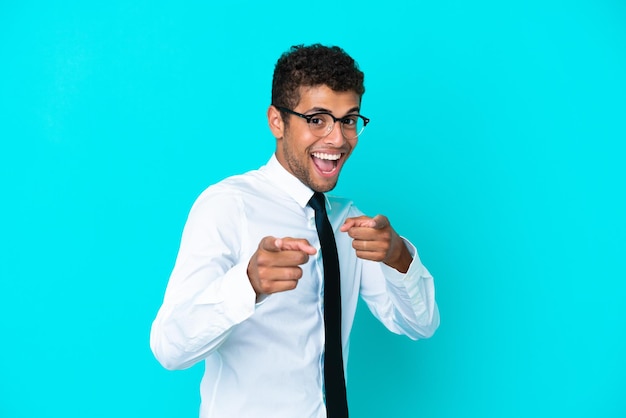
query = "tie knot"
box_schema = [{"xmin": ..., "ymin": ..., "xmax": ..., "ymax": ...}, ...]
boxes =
[{"xmin": 308, "ymin": 192, "xmax": 326, "ymax": 214}]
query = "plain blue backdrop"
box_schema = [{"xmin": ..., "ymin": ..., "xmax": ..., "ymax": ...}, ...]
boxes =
[{"xmin": 1, "ymin": 1, "xmax": 625, "ymax": 417}]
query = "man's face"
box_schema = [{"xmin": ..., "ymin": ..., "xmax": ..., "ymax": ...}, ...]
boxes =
[{"xmin": 272, "ymin": 85, "xmax": 361, "ymax": 193}]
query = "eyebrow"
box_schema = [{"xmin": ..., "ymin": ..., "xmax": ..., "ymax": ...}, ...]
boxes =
[{"xmin": 305, "ymin": 106, "xmax": 361, "ymax": 115}]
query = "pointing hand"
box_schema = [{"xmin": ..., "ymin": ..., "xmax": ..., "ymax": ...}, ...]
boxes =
[
  {"xmin": 247, "ymin": 236, "xmax": 317, "ymax": 296},
  {"xmin": 340, "ymin": 215, "xmax": 412, "ymax": 273}
]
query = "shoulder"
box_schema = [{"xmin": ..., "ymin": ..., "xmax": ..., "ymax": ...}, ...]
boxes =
[
  {"xmin": 327, "ymin": 195, "xmax": 353, "ymax": 209},
  {"xmin": 194, "ymin": 169, "xmax": 264, "ymax": 204},
  {"xmin": 327, "ymin": 194, "xmax": 365, "ymax": 220},
  {"xmin": 188, "ymin": 167, "xmax": 286, "ymax": 219},
  {"xmin": 187, "ymin": 172, "xmax": 251, "ymax": 219}
]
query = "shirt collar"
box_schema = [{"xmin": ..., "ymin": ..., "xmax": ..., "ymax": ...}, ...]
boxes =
[{"xmin": 261, "ymin": 154, "xmax": 316, "ymax": 209}]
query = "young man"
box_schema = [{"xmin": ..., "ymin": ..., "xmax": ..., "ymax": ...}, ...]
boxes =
[{"xmin": 150, "ymin": 44, "xmax": 439, "ymax": 418}]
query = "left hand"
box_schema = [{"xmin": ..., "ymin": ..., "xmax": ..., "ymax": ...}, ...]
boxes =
[{"xmin": 340, "ymin": 215, "xmax": 413, "ymax": 273}]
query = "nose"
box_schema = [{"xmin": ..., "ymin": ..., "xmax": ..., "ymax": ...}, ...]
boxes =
[{"xmin": 323, "ymin": 120, "xmax": 346, "ymax": 146}]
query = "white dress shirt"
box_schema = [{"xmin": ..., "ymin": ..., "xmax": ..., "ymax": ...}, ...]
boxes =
[{"xmin": 150, "ymin": 155, "xmax": 439, "ymax": 418}]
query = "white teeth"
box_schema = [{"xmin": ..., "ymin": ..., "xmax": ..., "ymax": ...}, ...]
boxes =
[{"xmin": 312, "ymin": 152, "xmax": 341, "ymax": 160}]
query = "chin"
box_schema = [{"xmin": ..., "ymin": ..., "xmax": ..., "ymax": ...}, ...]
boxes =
[{"xmin": 310, "ymin": 179, "xmax": 338, "ymax": 193}]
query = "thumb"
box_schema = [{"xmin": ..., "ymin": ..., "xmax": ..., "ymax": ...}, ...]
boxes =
[
  {"xmin": 371, "ymin": 214, "xmax": 390, "ymax": 229},
  {"xmin": 260, "ymin": 236, "xmax": 282, "ymax": 252}
]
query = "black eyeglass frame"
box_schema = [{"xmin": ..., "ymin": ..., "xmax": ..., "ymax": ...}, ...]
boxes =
[{"xmin": 274, "ymin": 105, "xmax": 370, "ymax": 139}]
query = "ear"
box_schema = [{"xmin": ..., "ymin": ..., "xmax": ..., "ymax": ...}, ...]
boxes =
[{"xmin": 267, "ymin": 105, "xmax": 285, "ymax": 139}]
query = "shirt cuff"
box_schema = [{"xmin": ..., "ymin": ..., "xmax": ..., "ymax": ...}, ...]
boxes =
[{"xmin": 380, "ymin": 237, "xmax": 426, "ymax": 285}]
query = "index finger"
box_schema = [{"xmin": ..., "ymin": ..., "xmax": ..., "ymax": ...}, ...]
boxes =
[
  {"xmin": 340, "ymin": 216, "xmax": 377, "ymax": 232},
  {"xmin": 275, "ymin": 237, "xmax": 317, "ymax": 255}
]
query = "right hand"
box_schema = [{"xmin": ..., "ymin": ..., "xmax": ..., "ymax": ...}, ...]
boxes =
[{"xmin": 247, "ymin": 236, "xmax": 317, "ymax": 296}]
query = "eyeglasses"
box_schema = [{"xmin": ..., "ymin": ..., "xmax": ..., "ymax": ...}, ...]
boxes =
[{"xmin": 274, "ymin": 106, "xmax": 370, "ymax": 139}]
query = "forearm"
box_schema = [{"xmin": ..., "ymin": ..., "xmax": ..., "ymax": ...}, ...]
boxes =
[
  {"xmin": 362, "ymin": 239, "xmax": 440, "ymax": 339},
  {"xmin": 381, "ymin": 257, "xmax": 439, "ymax": 339},
  {"xmin": 150, "ymin": 262, "xmax": 256, "ymax": 370}
]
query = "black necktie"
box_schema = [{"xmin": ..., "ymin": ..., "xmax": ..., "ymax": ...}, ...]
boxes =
[{"xmin": 308, "ymin": 192, "xmax": 349, "ymax": 418}]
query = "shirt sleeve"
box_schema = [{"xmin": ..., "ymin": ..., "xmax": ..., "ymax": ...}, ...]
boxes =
[
  {"xmin": 150, "ymin": 188, "xmax": 257, "ymax": 370},
  {"xmin": 359, "ymin": 238, "xmax": 440, "ymax": 340}
]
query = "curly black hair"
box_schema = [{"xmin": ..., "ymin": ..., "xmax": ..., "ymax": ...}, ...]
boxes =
[{"xmin": 271, "ymin": 44, "xmax": 365, "ymax": 113}]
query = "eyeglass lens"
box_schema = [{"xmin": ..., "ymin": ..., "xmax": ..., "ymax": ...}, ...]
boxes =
[{"xmin": 309, "ymin": 114, "xmax": 365, "ymax": 139}]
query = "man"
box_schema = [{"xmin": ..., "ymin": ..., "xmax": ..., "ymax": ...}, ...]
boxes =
[{"xmin": 150, "ymin": 44, "xmax": 439, "ymax": 418}]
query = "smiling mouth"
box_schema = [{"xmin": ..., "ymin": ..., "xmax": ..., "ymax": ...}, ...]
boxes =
[{"xmin": 311, "ymin": 152, "xmax": 342, "ymax": 174}]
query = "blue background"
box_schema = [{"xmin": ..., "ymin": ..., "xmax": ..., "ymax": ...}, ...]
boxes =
[{"xmin": 1, "ymin": 1, "xmax": 625, "ymax": 417}]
